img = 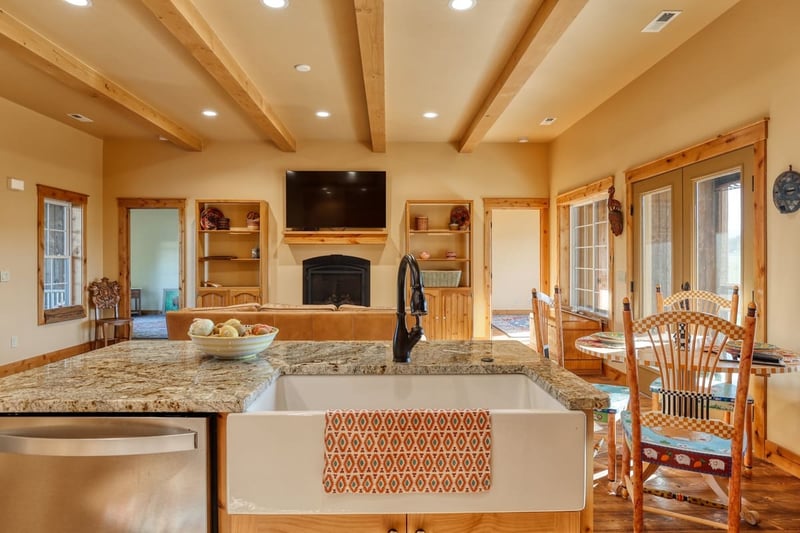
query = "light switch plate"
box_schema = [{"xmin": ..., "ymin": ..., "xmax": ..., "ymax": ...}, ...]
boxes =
[
  {"xmin": 7, "ymin": 178, "xmax": 24, "ymax": 191},
  {"xmin": 0, "ymin": 270, "xmax": 9, "ymax": 282}
]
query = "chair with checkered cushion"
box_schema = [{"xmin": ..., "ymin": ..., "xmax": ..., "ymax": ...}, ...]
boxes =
[
  {"xmin": 619, "ymin": 298, "xmax": 760, "ymax": 532},
  {"xmin": 651, "ymin": 284, "xmax": 753, "ymax": 473},
  {"xmin": 532, "ymin": 286, "xmax": 629, "ymax": 484}
]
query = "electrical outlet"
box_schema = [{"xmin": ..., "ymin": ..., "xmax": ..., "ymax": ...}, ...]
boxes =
[
  {"xmin": 10, "ymin": 336, "xmax": 18, "ymax": 349},
  {"xmin": 0, "ymin": 270, "xmax": 9, "ymax": 282}
]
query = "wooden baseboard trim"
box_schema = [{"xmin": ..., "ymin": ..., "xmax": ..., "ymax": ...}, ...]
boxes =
[
  {"xmin": 765, "ymin": 440, "xmax": 800, "ymax": 478},
  {"xmin": 0, "ymin": 342, "xmax": 91, "ymax": 378}
]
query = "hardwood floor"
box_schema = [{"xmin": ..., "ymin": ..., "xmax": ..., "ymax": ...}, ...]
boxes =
[{"xmin": 591, "ymin": 421, "xmax": 800, "ymax": 532}]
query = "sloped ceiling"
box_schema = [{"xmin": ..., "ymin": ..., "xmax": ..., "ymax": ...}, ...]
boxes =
[{"xmin": 0, "ymin": 0, "xmax": 739, "ymax": 152}]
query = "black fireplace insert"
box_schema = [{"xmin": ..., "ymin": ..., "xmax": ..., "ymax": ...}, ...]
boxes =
[{"xmin": 302, "ymin": 255, "xmax": 370, "ymax": 307}]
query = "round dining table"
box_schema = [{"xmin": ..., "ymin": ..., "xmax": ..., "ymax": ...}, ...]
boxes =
[{"xmin": 575, "ymin": 332, "xmax": 800, "ymax": 461}]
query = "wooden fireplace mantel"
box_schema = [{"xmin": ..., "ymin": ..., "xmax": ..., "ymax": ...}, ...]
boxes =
[{"xmin": 283, "ymin": 230, "xmax": 388, "ymax": 245}]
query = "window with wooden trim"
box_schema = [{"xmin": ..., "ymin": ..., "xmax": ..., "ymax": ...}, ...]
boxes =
[
  {"xmin": 557, "ymin": 176, "xmax": 614, "ymax": 318},
  {"xmin": 37, "ymin": 185, "xmax": 87, "ymax": 324}
]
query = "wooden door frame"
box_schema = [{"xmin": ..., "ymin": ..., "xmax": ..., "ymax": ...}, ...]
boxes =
[
  {"xmin": 624, "ymin": 118, "xmax": 767, "ymax": 339},
  {"xmin": 483, "ymin": 198, "xmax": 550, "ymax": 339},
  {"xmin": 117, "ymin": 198, "xmax": 186, "ymax": 316}
]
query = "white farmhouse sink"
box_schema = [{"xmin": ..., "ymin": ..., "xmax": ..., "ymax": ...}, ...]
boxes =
[
  {"xmin": 244, "ymin": 374, "xmax": 565, "ymax": 412},
  {"xmin": 227, "ymin": 374, "xmax": 587, "ymax": 515}
]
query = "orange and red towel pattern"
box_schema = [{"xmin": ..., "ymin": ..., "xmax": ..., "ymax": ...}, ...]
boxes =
[{"xmin": 323, "ymin": 409, "xmax": 492, "ymax": 494}]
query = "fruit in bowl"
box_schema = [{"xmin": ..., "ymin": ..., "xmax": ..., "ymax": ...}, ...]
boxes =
[{"xmin": 188, "ymin": 319, "xmax": 279, "ymax": 359}]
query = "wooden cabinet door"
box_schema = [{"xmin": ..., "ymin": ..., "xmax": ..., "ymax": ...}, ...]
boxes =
[
  {"xmin": 196, "ymin": 288, "xmax": 228, "ymax": 307},
  {"xmin": 229, "ymin": 288, "xmax": 261, "ymax": 305},
  {"xmin": 407, "ymin": 511, "xmax": 581, "ymax": 533},
  {"xmin": 420, "ymin": 288, "xmax": 441, "ymax": 340},
  {"xmin": 551, "ymin": 310, "xmax": 604, "ymax": 375},
  {"xmin": 439, "ymin": 289, "xmax": 472, "ymax": 340},
  {"xmin": 229, "ymin": 514, "xmax": 405, "ymax": 533}
]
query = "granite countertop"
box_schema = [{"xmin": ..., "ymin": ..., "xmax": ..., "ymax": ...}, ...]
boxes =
[{"xmin": 0, "ymin": 340, "xmax": 608, "ymax": 414}]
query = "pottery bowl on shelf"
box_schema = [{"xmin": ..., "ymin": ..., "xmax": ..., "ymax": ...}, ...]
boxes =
[{"xmin": 189, "ymin": 327, "xmax": 279, "ymax": 360}]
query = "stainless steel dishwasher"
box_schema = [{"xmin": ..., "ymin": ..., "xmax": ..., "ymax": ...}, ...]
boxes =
[{"xmin": 0, "ymin": 414, "xmax": 212, "ymax": 532}]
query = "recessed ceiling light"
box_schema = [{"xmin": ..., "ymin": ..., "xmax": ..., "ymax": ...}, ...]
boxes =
[
  {"xmin": 449, "ymin": 0, "xmax": 476, "ymax": 11},
  {"xmin": 316, "ymin": 110, "xmax": 331, "ymax": 118},
  {"xmin": 202, "ymin": 109, "xmax": 218, "ymax": 117},
  {"xmin": 539, "ymin": 117, "xmax": 557, "ymax": 126},
  {"xmin": 642, "ymin": 10, "xmax": 682, "ymax": 33},
  {"xmin": 294, "ymin": 64, "xmax": 311, "ymax": 73},
  {"xmin": 67, "ymin": 113, "xmax": 93, "ymax": 123},
  {"xmin": 63, "ymin": 0, "xmax": 92, "ymax": 7},
  {"xmin": 517, "ymin": 137, "xmax": 529, "ymax": 143},
  {"xmin": 423, "ymin": 112, "xmax": 438, "ymax": 119},
  {"xmin": 261, "ymin": 0, "xmax": 289, "ymax": 8}
]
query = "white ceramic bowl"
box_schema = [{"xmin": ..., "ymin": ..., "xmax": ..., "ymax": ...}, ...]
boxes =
[{"xmin": 189, "ymin": 327, "xmax": 279, "ymax": 360}]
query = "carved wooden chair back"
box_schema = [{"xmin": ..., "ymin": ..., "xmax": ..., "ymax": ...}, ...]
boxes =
[
  {"xmin": 89, "ymin": 277, "xmax": 123, "ymax": 319},
  {"xmin": 88, "ymin": 277, "xmax": 132, "ymax": 348},
  {"xmin": 621, "ymin": 298, "xmax": 759, "ymax": 532},
  {"xmin": 530, "ymin": 286, "xmax": 563, "ymax": 364}
]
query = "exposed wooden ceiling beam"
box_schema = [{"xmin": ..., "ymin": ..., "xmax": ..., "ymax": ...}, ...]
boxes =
[
  {"xmin": 457, "ymin": 0, "xmax": 587, "ymax": 153},
  {"xmin": 141, "ymin": 0, "xmax": 296, "ymax": 152},
  {"xmin": 0, "ymin": 7, "xmax": 203, "ymax": 151},
  {"xmin": 354, "ymin": 0, "xmax": 386, "ymax": 153}
]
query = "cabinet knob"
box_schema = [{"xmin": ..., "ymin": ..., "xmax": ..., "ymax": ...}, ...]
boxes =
[{"xmin": 387, "ymin": 529, "xmax": 398, "ymax": 533}]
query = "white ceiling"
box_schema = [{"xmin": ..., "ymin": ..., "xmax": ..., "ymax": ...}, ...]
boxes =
[{"xmin": 0, "ymin": 0, "xmax": 740, "ymax": 152}]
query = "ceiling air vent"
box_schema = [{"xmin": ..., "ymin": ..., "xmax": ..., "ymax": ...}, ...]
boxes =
[
  {"xmin": 67, "ymin": 113, "xmax": 93, "ymax": 123},
  {"xmin": 642, "ymin": 10, "xmax": 682, "ymax": 33}
]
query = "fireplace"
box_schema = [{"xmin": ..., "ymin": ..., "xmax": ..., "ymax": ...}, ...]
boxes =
[{"xmin": 303, "ymin": 255, "xmax": 370, "ymax": 307}]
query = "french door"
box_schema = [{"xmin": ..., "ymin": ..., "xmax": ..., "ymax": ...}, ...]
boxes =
[{"xmin": 632, "ymin": 147, "xmax": 754, "ymax": 321}]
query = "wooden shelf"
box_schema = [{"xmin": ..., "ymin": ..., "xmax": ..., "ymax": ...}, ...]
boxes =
[
  {"xmin": 196, "ymin": 199, "xmax": 268, "ymax": 306},
  {"xmin": 405, "ymin": 199, "xmax": 473, "ymax": 340},
  {"xmin": 199, "ymin": 228, "xmax": 258, "ymax": 235},
  {"xmin": 283, "ymin": 230, "xmax": 388, "ymax": 245},
  {"xmin": 417, "ymin": 258, "xmax": 470, "ymax": 263},
  {"xmin": 409, "ymin": 229, "xmax": 470, "ymax": 235}
]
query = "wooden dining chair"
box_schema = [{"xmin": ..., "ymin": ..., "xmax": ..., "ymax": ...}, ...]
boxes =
[
  {"xmin": 531, "ymin": 286, "xmax": 629, "ymax": 484},
  {"xmin": 652, "ymin": 284, "xmax": 754, "ymax": 474},
  {"xmin": 88, "ymin": 277, "xmax": 133, "ymax": 349},
  {"xmin": 656, "ymin": 283, "xmax": 739, "ymax": 323},
  {"xmin": 620, "ymin": 298, "xmax": 760, "ymax": 532}
]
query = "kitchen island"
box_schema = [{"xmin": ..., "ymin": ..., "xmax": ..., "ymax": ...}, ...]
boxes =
[{"xmin": 0, "ymin": 340, "xmax": 607, "ymax": 533}]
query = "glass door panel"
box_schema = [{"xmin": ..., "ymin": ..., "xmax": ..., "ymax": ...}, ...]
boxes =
[
  {"xmin": 692, "ymin": 171, "xmax": 741, "ymax": 295},
  {"xmin": 632, "ymin": 169, "xmax": 682, "ymax": 317},
  {"xmin": 684, "ymin": 146, "xmax": 753, "ymax": 322}
]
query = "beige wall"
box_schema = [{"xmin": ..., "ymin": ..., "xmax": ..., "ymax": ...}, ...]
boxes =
[
  {"xmin": 0, "ymin": 98, "xmax": 104, "ymax": 363},
  {"xmin": 103, "ymin": 140, "xmax": 549, "ymax": 338},
  {"xmin": 549, "ymin": 0, "xmax": 800, "ymax": 452}
]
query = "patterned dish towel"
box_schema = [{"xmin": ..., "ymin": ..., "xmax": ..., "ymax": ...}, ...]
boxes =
[{"xmin": 323, "ymin": 409, "xmax": 492, "ymax": 494}]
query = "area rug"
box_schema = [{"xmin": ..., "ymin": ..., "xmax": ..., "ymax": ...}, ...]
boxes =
[
  {"xmin": 132, "ymin": 314, "xmax": 168, "ymax": 339},
  {"xmin": 491, "ymin": 313, "xmax": 530, "ymax": 339}
]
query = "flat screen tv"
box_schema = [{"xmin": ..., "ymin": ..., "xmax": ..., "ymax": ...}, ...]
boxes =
[{"xmin": 285, "ymin": 170, "xmax": 387, "ymax": 230}]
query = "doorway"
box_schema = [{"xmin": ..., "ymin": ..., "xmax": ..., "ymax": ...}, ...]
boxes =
[
  {"xmin": 482, "ymin": 198, "xmax": 549, "ymax": 340},
  {"xmin": 117, "ymin": 199, "xmax": 186, "ymax": 337}
]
